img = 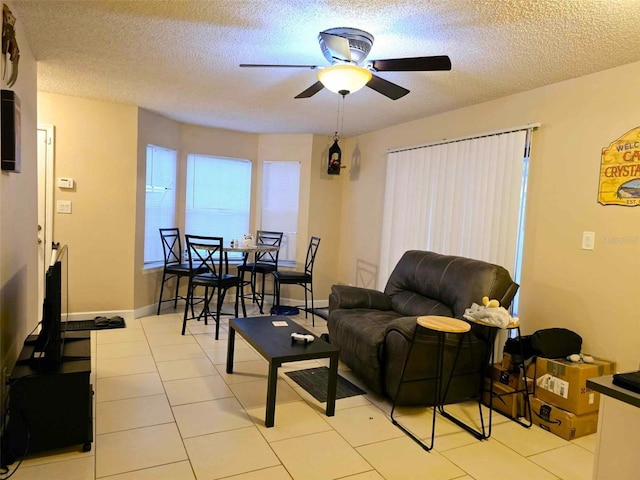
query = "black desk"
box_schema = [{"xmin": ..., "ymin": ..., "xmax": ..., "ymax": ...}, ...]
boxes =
[
  {"xmin": 226, "ymin": 315, "xmax": 340, "ymax": 427},
  {"xmin": 3, "ymin": 333, "xmax": 93, "ymax": 462}
]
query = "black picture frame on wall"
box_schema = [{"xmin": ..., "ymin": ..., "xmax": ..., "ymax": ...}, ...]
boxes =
[{"xmin": 1, "ymin": 89, "xmax": 21, "ymax": 172}]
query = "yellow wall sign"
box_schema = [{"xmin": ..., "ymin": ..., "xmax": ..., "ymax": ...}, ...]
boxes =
[{"xmin": 599, "ymin": 128, "xmax": 640, "ymax": 206}]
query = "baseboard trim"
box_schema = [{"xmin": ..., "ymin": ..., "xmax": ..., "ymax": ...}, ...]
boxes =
[{"xmin": 70, "ymin": 297, "xmax": 331, "ymax": 321}]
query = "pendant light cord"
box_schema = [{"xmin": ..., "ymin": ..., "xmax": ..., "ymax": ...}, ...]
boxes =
[
  {"xmin": 334, "ymin": 94, "xmax": 346, "ymax": 141},
  {"xmin": 341, "ymin": 94, "xmax": 345, "ymax": 138}
]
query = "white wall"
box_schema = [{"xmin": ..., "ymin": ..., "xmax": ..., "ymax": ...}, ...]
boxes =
[
  {"xmin": 0, "ymin": 1, "xmax": 39, "ymax": 402},
  {"xmin": 338, "ymin": 61, "xmax": 640, "ymax": 372}
]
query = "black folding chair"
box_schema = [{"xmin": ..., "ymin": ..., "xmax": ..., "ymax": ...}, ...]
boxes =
[
  {"xmin": 157, "ymin": 228, "xmax": 191, "ymax": 315},
  {"xmin": 182, "ymin": 235, "xmax": 243, "ymax": 339},
  {"xmin": 237, "ymin": 230, "xmax": 283, "ymax": 313},
  {"xmin": 272, "ymin": 236, "xmax": 321, "ymax": 325}
]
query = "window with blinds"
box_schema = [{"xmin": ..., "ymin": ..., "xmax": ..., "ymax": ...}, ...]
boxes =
[
  {"xmin": 261, "ymin": 161, "xmax": 300, "ymax": 262},
  {"xmin": 185, "ymin": 154, "xmax": 252, "ymax": 248},
  {"xmin": 144, "ymin": 145, "xmax": 177, "ymax": 265},
  {"xmin": 380, "ymin": 128, "xmax": 534, "ymax": 315}
]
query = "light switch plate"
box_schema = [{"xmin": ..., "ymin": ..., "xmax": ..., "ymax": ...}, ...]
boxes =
[
  {"xmin": 57, "ymin": 200, "xmax": 72, "ymax": 214},
  {"xmin": 581, "ymin": 231, "xmax": 595, "ymax": 250}
]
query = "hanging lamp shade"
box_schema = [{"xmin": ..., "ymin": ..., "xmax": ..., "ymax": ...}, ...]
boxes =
[{"xmin": 317, "ymin": 64, "xmax": 372, "ymax": 95}]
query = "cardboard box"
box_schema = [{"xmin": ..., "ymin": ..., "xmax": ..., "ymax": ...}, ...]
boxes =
[
  {"xmin": 502, "ymin": 352, "xmax": 518, "ymax": 371},
  {"xmin": 530, "ymin": 396, "xmax": 599, "ymax": 440},
  {"xmin": 483, "ymin": 379, "xmax": 526, "ymax": 419},
  {"xmin": 488, "ymin": 363, "xmax": 533, "ymax": 392},
  {"xmin": 500, "ymin": 353, "xmax": 536, "ymax": 377},
  {"xmin": 535, "ymin": 357, "xmax": 616, "ymax": 415}
]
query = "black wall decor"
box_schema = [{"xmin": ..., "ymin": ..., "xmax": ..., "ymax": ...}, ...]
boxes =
[{"xmin": 1, "ymin": 89, "xmax": 20, "ymax": 172}]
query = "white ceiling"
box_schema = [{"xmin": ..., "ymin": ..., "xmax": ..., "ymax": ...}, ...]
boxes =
[{"xmin": 11, "ymin": 0, "xmax": 640, "ymax": 137}]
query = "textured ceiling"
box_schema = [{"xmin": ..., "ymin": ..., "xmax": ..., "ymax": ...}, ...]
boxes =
[{"xmin": 11, "ymin": 0, "xmax": 640, "ymax": 137}]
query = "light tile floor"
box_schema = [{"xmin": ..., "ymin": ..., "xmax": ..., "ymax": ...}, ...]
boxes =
[{"xmin": 5, "ymin": 306, "xmax": 600, "ymax": 480}]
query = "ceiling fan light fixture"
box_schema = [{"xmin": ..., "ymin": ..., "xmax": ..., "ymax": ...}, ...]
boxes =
[{"xmin": 317, "ymin": 64, "xmax": 372, "ymax": 95}]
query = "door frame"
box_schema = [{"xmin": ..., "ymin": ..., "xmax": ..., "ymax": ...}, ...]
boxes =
[{"xmin": 37, "ymin": 124, "xmax": 55, "ymax": 308}]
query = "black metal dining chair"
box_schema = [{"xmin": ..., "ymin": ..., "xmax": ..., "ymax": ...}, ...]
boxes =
[
  {"xmin": 157, "ymin": 228, "xmax": 191, "ymax": 315},
  {"xmin": 236, "ymin": 230, "xmax": 283, "ymax": 314},
  {"xmin": 272, "ymin": 236, "xmax": 321, "ymax": 325},
  {"xmin": 182, "ymin": 235, "xmax": 243, "ymax": 339}
]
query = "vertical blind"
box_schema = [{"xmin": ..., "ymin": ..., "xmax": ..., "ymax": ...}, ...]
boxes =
[
  {"xmin": 185, "ymin": 155, "xmax": 252, "ymax": 244},
  {"xmin": 379, "ymin": 129, "xmax": 531, "ymax": 291},
  {"xmin": 261, "ymin": 161, "xmax": 300, "ymax": 262},
  {"xmin": 144, "ymin": 145, "xmax": 177, "ymax": 264}
]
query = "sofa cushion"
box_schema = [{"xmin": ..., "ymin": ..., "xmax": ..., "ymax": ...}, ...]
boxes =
[
  {"xmin": 327, "ymin": 308, "xmax": 402, "ymax": 394},
  {"xmin": 385, "ymin": 250, "xmax": 518, "ymax": 318},
  {"xmin": 384, "ymin": 291, "xmax": 454, "ymax": 318}
]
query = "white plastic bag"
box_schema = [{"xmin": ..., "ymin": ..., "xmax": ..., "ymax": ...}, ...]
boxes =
[{"xmin": 241, "ymin": 234, "xmax": 255, "ymax": 248}]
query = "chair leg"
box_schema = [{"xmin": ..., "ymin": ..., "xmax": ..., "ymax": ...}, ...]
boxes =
[
  {"xmin": 198, "ymin": 287, "xmax": 212, "ymax": 325},
  {"xmin": 272, "ymin": 279, "xmax": 280, "ymax": 315},
  {"xmin": 237, "ymin": 271, "xmax": 247, "ymax": 318},
  {"xmin": 190, "ymin": 287, "xmax": 196, "ymax": 319},
  {"xmin": 157, "ymin": 272, "xmax": 168, "ymax": 315},
  {"xmin": 173, "ymin": 276, "xmax": 181, "ymax": 310},
  {"xmin": 251, "ymin": 271, "xmax": 258, "ymax": 305},
  {"xmin": 310, "ymin": 281, "xmax": 315, "ymax": 327},
  {"xmin": 215, "ymin": 288, "xmax": 227, "ymax": 340},
  {"xmin": 258, "ymin": 272, "xmax": 266, "ymax": 314},
  {"xmin": 234, "ymin": 284, "xmax": 240, "ymax": 318},
  {"xmin": 239, "ymin": 282, "xmax": 247, "ymax": 317},
  {"xmin": 303, "ymin": 283, "xmax": 309, "ymax": 319},
  {"xmin": 181, "ymin": 281, "xmax": 193, "ymax": 335}
]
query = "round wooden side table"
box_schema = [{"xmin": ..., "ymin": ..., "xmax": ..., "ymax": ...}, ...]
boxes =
[{"xmin": 390, "ymin": 315, "xmax": 470, "ymax": 451}]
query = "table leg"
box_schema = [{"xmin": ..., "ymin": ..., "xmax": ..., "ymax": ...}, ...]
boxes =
[
  {"xmin": 265, "ymin": 361, "xmax": 279, "ymax": 427},
  {"xmin": 326, "ymin": 354, "xmax": 338, "ymax": 417},
  {"xmin": 226, "ymin": 327, "xmax": 236, "ymax": 374}
]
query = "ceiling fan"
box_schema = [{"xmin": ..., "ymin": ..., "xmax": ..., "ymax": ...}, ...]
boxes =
[{"xmin": 240, "ymin": 27, "xmax": 451, "ymax": 100}]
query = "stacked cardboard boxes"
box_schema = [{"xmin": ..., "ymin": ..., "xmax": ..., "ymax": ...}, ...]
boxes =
[
  {"xmin": 483, "ymin": 354, "xmax": 534, "ymax": 419},
  {"xmin": 532, "ymin": 357, "xmax": 616, "ymax": 440}
]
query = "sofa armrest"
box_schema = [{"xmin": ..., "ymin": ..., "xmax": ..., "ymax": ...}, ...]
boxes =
[
  {"xmin": 329, "ymin": 285, "xmax": 392, "ymax": 311},
  {"xmin": 385, "ymin": 316, "xmax": 420, "ymax": 341}
]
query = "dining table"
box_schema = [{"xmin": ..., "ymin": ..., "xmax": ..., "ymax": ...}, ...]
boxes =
[
  {"xmin": 222, "ymin": 244, "xmax": 279, "ymax": 314},
  {"xmin": 222, "ymin": 243, "xmax": 279, "ymax": 274}
]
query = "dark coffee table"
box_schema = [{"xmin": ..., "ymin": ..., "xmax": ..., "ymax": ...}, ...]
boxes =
[{"xmin": 226, "ymin": 315, "xmax": 340, "ymax": 427}]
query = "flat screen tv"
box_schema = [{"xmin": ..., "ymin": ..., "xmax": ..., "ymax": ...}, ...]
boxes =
[{"xmin": 32, "ymin": 243, "xmax": 68, "ymax": 367}]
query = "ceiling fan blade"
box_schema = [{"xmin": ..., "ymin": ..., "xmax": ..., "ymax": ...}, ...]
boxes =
[
  {"xmin": 371, "ymin": 55, "xmax": 451, "ymax": 72},
  {"xmin": 240, "ymin": 64, "xmax": 319, "ymax": 69},
  {"xmin": 366, "ymin": 74, "xmax": 410, "ymax": 100},
  {"xmin": 319, "ymin": 32, "xmax": 352, "ymax": 61},
  {"xmin": 294, "ymin": 81, "xmax": 324, "ymax": 99}
]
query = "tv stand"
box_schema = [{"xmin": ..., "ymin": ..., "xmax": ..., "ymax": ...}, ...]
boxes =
[{"xmin": 2, "ymin": 333, "xmax": 93, "ymax": 464}]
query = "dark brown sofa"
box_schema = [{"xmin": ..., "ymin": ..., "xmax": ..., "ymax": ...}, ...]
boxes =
[{"xmin": 327, "ymin": 250, "xmax": 519, "ymax": 406}]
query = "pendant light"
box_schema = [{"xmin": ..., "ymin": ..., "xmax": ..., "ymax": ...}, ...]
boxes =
[
  {"xmin": 328, "ymin": 133, "xmax": 342, "ymax": 175},
  {"xmin": 328, "ymin": 95, "xmax": 346, "ymax": 175},
  {"xmin": 317, "ymin": 64, "xmax": 372, "ymax": 96}
]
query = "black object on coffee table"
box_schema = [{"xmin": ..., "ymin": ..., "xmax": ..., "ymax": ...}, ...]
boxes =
[{"xmin": 227, "ymin": 315, "xmax": 340, "ymax": 427}]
